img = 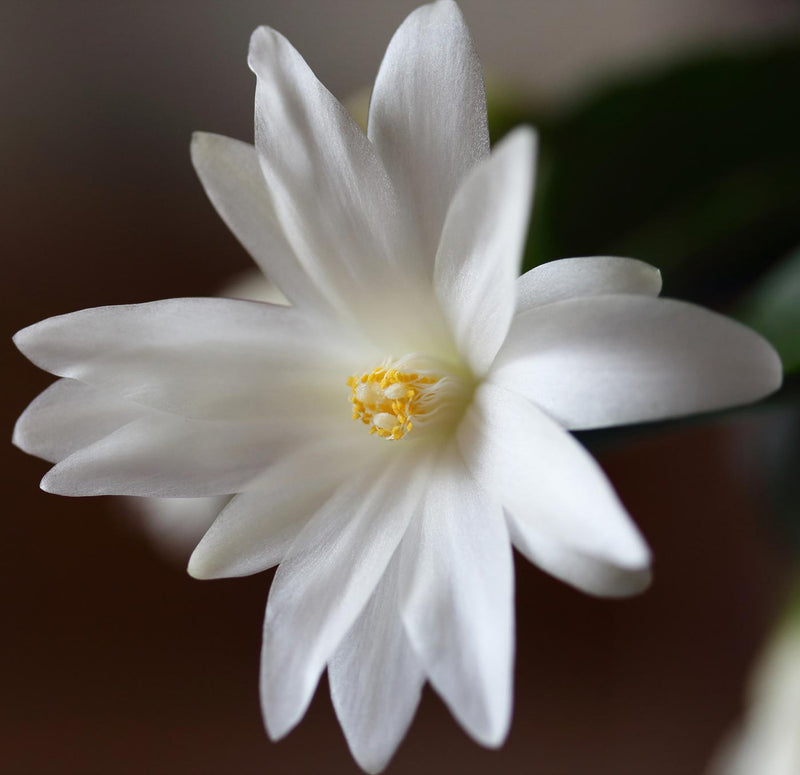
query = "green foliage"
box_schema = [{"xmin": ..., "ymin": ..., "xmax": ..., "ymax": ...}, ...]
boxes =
[{"xmin": 498, "ymin": 36, "xmax": 800, "ymax": 309}]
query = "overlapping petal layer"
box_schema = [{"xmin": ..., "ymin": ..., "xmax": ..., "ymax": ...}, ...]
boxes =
[
  {"xmin": 40, "ymin": 413, "xmax": 301, "ymax": 498},
  {"xmin": 260, "ymin": 446, "xmax": 433, "ymax": 740},
  {"xmin": 493, "ymin": 294, "xmax": 783, "ymax": 430},
  {"xmin": 434, "ymin": 128, "xmax": 536, "ymax": 374},
  {"xmin": 458, "ymin": 382, "xmax": 651, "ymax": 596},
  {"xmin": 516, "ymin": 255, "xmax": 662, "ymax": 311},
  {"xmin": 188, "ymin": 436, "xmax": 376, "ymax": 578},
  {"xmin": 249, "ymin": 26, "xmax": 453, "ymax": 357},
  {"xmin": 329, "ymin": 555, "xmax": 425, "ymax": 774},
  {"xmin": 400, "ymin": 443, "xmax": 514, "ymax": 745},
  {"xmin": 368, "ymin": 0, "xmax": 489, "ymax": 267},
  {"xmin": 191, "ymin": 132, "xmax": 329, "ymax": 313},
  {"xmin": 14, "ymin": 298, "xmax": 363, "ymax": 421},
  {"xmin": 14, "ymin": 378, "xmax": 143, "ymax": 464}
]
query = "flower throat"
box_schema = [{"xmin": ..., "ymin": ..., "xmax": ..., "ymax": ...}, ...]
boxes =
[{"xmin": 347, "ymin": 356, "xmax": 468, "ymax": 440}]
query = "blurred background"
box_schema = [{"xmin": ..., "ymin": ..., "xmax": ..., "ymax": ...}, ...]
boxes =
[{"xmin": 3, "ymin": 0, "xmax": 800, "ymax": 772}]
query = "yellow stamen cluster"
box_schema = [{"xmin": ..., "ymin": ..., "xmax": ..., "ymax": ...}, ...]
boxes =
[{"xmin": 347, "ymin": 365, "xmax": 437, "ymax": 440}]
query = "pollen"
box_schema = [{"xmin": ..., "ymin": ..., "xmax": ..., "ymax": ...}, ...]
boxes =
[{"xmin": 347, "ymin": 357, "xmax": 466, "ymax": 441}]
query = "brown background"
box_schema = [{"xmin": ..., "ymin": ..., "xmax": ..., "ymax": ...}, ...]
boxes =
[{"xmin": 3, "ymin": 1, "xmax": 799, "ymax": 773}]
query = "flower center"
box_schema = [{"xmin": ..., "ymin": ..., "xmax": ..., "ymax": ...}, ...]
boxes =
[{"xmin": 347, "ymin": 356, "xmax": 467, "ymax": 440}]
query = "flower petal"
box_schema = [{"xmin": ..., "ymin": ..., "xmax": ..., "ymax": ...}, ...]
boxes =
[
  {"xmin": 13, "ymin": 298, "xmax": 362, "ymax": 421},
  {"xmin": 458, "ymin": 383, "xmax": 651, "ymax": 593},
  {"xmin": 13, "ymin": 378, "xmax": 142, "ymax": 463},
  {"xmin": 506, "ymin": 516, "xmax": 652, "ymax": 598},
  {"xmin": 249, "ymin": 26, "xmax": 433, "ymax": 345},
  {"xmin": 190, "ymin": 132, "xmax": 329, "ymax": 313},
  {"xmin": 40, "ymin": 412, "xmax": 310, "ymax": 497},
  {"xmin": 492, "ymin": 294, "xmax": 784, "ymax": 430},
  {"xmin": 434, "ymin": 127, "xmax": 536, "ymax": 375},
  {"xmin": 329, "ymin": 553, "xmax": 424, "ymax": 774},
  {"xmin": 188, "ymin": 436, "xmax": 374, "ymax": 579},
  {"xmin": 516, "ymin": 256, "xmax": 662, "ymax": 312},
  {"xmin": 260, "ymin": 446, "xmax": 433, "ymax": 740},
  {"xmin": 399, "ymin": 443, "xmax": 514, "ymax": 746},
  {"xmin": 368, "ymin": 0, "xmax": 489, "ymax": 266}
]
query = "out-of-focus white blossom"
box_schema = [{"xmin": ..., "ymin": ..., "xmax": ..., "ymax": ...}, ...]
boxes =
[{"xmin": 709, "ymin": 593, "xmax": 800, "ymax": 775}]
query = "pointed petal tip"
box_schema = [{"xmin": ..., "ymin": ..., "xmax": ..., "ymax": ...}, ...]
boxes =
[
  {"xmin": 587, "ymin": 562, "xmax": 653, "ymax": 599},
  {"xmin": 513, "ymin": 123, "xmax": 539, "ymax": 147},
  {"xmin": 13, "ymin": 314, "xmax": 75, "ymax": 372},
  {"xmin": 348, "ymin": 748, "xmax": 393, "ymax": 775},
  {"xmin": 719, "ymin": 317, "xmax": 784, "ymax": 405},
  {"xmin": 40, "ymin": 466, "xmax": 87, "ymax": 497},
  {"xmin": 186, "ymin": 540, "xmax": 240, "ymax": 581},
  {"xmin": 247, "ymin": 25, "xmax": 284, "ymax": 75},
  {"xmin": 12, "ymin": 324, "xmax": 34, "ymax": 357},
  {"xmin": 615, "ymin": 530, "xmax": 652, "ymax": 571},
  {"xmin": 496, "ymin": 124, "xmax": 538, "ymax": 164},
  {"xmin": 186, "ymin": 547, "xmax": 212, "ymax": 580},
  {"xmin": 765, "ymin": 337, "xmax": 785, "ymax": 393},
  {"xmin": 482, "ymin": 724, "xmax": 511, "ymax": 750},
  {"xmin": 457, "ymin": 705, "xmax": 510, "ymax": 750},
  {"xmin": 189, "ymin": 130, "xmax": 210, "ymax": 156},
  {"xmin": 11, "ymin": 414, "xmax": 43, "ymax": 459},
  {"xmin": 419, "ymin": 0, "xmax": 474, "ymax": 36},
  {"xmin": 654, "ymin": 266, "xmax": 663, "ymax": 289},
  {"xmin": 466, "ymin": 703, "xmax": 512, "ymax": 749},
  {"xmin": 580, "ymin": 516, "xmax": 652, "ymax": 592},
  {"xmin": 11, "ymin": 415, "xmax": 26, "ymax": 451},
  {"xmin": 350, "ymin": 749, "xmax": 391, "ymax": 775},
  {"xmin": 39, "ymin": 470, "xmax": 60, "ymax": 496},
  {"xmin": 261, "ymin": 695, "xmax": 304, "ymax": 743},
  {"xmin": 342, "ymin": 731, "xmax": 412, "ymax": 775},
  {"xmin": 405, "ymin": 0, "xmax": 464, "ymax": 24},
  {"xmin": 260, "ymin": 631, "xmax": 324, "ymax": 744},
  {"xmin": 622, "ymin": 257, "xmax": 663, "ymax": 296},
  {"xmin": 190, "ymin": 131, "xmax": 234, "ymax": 170},
  {"xmin": 39, "ymin": 464, "xmax": 103, "ymax": 497}
]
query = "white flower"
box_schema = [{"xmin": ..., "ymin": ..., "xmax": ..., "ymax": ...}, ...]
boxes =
[
  {"xmin": 125, "ymin": 269, "xmax": 286, "ymax": 558},
  {"xmin": 13, "ymin": 1, "xmax": 782, "ymax": 772},
  {"xmin": 708, "ymin": 602, "xmax": 800, "ymax": 775}
]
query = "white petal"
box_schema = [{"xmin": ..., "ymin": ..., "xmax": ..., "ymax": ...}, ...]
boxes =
[
  {"xmin": 329, "ymin": 553, "xmax": 424, "ymax": 774},
  {"xmin": 708, "ymin": 614, "xmax": 800, "ymax": 775},
  {"xmin": 516, "ymin": 256, "xmax": 662, "ymax": 312},
  {"xmin": 249, "ymin": 26, "xmax": 434, "ymax": 347},
  {"xmin": 400, "ymin": 444, "xmax": 514, "ymax": 746},
  {"xmin": 505, "ymin": 516, "xmax": 652, "ymax": 598},
  {"xmin": 368, "ymin": 0, "xmax": 489, "ymax": 266},
  {"xmin": 40, "ymin": 412, "xmax": 313, "ymax": 497},
  {"xmin": 190, "ymin": 132, "xmax": 329, "ymax": 313},
  {"xmin": 457, "ymin": 383, "xmax": 651, "ymax": 593},
  {"xmin": 260, "ymin": 445, "xmax": 432, "ymax": 741},
  {"xmin": 492, "ymin": 294, "xmax": 783, "ymax": 430},
  {"xmin": 13, "ymin": 378, "xmax": 142, "ymax": 463},
  {"xmin": 188, "ymin": 436, "xmax": 373, "ymax": 579},
  {"xmin": 13, "ymin": 298, "xmax": 360, "ymax": 421},
  {"xmin": 434, "ymin": 128, "xmax": 536, "ymax": 375}
]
